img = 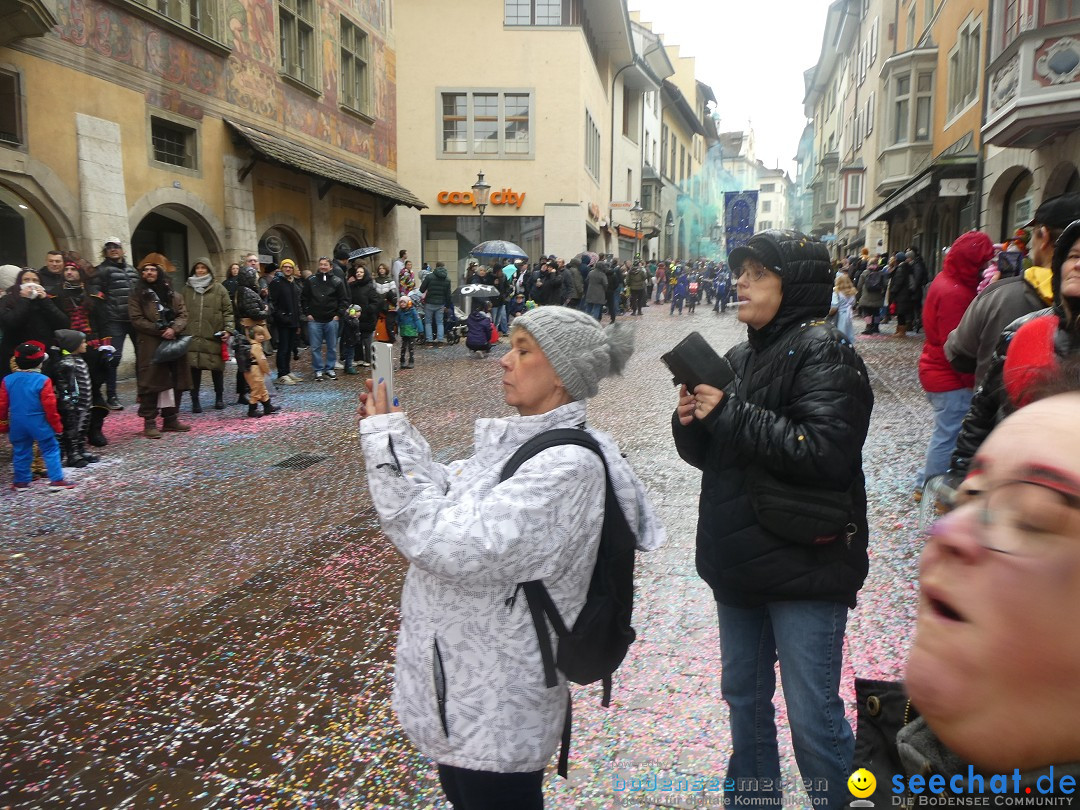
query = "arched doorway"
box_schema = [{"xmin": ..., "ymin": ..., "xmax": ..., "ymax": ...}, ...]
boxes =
[
  {"xmin": 0, "ymin": 183, "xmax": 56, "ymax": 268},
  {"xmin": 985, "ymin": 166, "xmax": 1033, "ymax": 243},
  {"xmin": 132, "ymin": 203, "xmax": 220, "ymax": 284},
  {"xmin": 257, "ymin": 225, "xmax": 308, "ymax": 272},
  {"xmin": 1046, "ymin": 161, "xmax": 1080, "ymax": 198},
  {"xmin": 1002, "ymin": 170, "xmax": 1034, "ymax": 239}
]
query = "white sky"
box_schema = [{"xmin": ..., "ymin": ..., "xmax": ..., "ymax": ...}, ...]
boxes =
[{"xmin": 628, "ymin": 0, "xmax": 835, "ymax": 176}]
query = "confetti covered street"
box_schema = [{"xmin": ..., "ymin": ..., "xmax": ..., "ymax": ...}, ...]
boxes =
[{"xmin": 1, "ymin": 306, "xmax": 929, "ymax": 809}]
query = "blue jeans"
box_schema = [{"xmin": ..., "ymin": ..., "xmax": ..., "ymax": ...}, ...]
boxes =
[
  {"xmin": 586, "ymin": 302, "xmax": 603, "ymax": 321},
  {"xmin": 307, "ymin": 319, "xmax": 339, "ymax": 372},
  {"xmin": 718, "ymin": 600, "xmax": 853, "ymax": 810},
  {"xmin": 918, "ymin": 387, "xmax": 973, "ymax": 487},
  {"xmin": 424, "ymin": 303, "xmax": 445, "ymax": 342},
  {"xmin": 492, "ymin": 304, "xmax": 508, "ymax": 335}
]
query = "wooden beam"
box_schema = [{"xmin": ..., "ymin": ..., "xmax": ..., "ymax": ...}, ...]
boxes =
[
  {"xmin": 317, "ymin": 179, "xmax": 334, "ymax": 199},
  {"xmin": 237, "ymin": 157, "xmax": 258, "ymax": 183},
  {"xmin": 382, "ymin": 200, "xmax": 396, "ymax": 217}
]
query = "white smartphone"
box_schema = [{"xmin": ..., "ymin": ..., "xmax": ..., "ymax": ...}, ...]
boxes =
[{"xmin": 372, "ymin": 341, "xmax": 396, "ymax": 406}]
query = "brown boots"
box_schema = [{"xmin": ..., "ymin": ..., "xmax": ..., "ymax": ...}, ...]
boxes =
[
  {"xmin": 142, "ymin": 419, "xmax": 162, "ymax": 439},
  {"xmin": 896, "ymin": 325, "xmax": 908, "ymax": 338},
  {"xmin": 141, "ymin": 416, "xmax": 191, "ymax": 438}
]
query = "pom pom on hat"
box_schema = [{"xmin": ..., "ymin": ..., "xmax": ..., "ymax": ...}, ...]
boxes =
[
  {"xmin": 511, "ymin": 307, "xmax": 634, "ymax": 401},
  {"xmin": 14, "ymin": 340, "xmax": 48, "ymax": 368}
]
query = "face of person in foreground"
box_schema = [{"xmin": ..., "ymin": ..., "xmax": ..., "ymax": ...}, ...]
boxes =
[
  {"xmin": 735, "ymin": 258, "xmax": 783, "ymax": 330},
  {"xmin": 500, "ymin": 329, "xmax": 572, "ymax": 417},
  {"xmin": 193, "ymin": 263, "xmax": 210, "ymax": 277},
  {"xmin": 906, "ymin": 393, "xmax": 1080, "ymax": 771}
]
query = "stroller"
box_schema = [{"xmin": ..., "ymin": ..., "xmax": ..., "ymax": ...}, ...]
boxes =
[{"xmin": 444, "ymin": 305, "xmax": 468, "ymax": 345}]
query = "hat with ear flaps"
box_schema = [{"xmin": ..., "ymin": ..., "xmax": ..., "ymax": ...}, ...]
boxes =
[{"xmin": 511, "ymin": 306, "xmax": 634, "ymax": 401}]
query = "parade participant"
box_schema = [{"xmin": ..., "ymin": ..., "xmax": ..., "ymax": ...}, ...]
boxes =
[
  {"xmin": 915, "ymin": 232, "xmax": 994, "ymax": 498},
  {"xmin": 53, "ymin": 258, "xmax": 113, "ymax": 446},
  {"xmin": 94, "ymin": 237, "xmax": 141, "ymax": 411},
  {"xmin": 0, "ymin": 269, "xmax": 67, "ymax": 380},
  {"xmin": 0, "ymin": 341, "xmax": 73, "ymax": 491},
  {"xmin": 672, "ymin": 229, "xmax": 873, "ymax": 810},
  {"xmin": 360, "ymin": 307, "xmax": 662, "ymax": 810},
  {"xmin": 183, "ymin": 258, "xmax": 234, "ymax": 412},
  {"xmin": 129, "ymin": 254, "xmax": 192, "ymax": 439}
]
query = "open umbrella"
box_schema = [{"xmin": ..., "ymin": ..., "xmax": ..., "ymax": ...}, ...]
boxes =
[
  {"xmin": 582, "ymin": 251, "xmax": 600, "ymax": 265},
  {"xmin": 470, "ymin": 240, "xmax": 528, "ymax": 260},
  {"xmin": 452, "ymin": 284, "xmax": 500, "ymax": 299},
  {"xmin": 348, "ymin": 246, "xmax": 382, "ymax": 261}
]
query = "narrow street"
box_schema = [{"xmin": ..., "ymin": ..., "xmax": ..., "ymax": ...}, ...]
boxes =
[{"xmin": 1, "ymin": 306, "xmax": 929, "ymax": 809}]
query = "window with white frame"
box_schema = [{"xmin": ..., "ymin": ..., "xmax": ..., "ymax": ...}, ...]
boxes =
[
  {"xmin": 826, "ymin": 168, "xmax": 837, "ymax": 203},
  {"xmin": 761, "ymin": 183, "xmax": 775, "ymax": 193},
  {"xmin": 1003, "ymin": 0, "xmax": 1023, "ymax": 46},
  {"xmin": 925, "ymin": 0, "xmax": 935, "ymax": 27},
  {"xmin": 279, "ymin": 0, "xmax": 316, "ymax": 87},
  {"xmin": 759, "ymin": 220, "xmax": 773, "ymax": 229},
  {"xmin": 845, "ymin": 172, "xmax": 864, "ymax": 209},
  {"xmin": 948, "ymin": 21, "xmax": 981, "ymax": 118},
  {"xmin": 915, "ymin": 71, "xmax": 933, "ymax": 140},
  {"xmin": 1045, "ymin": 0, "xmax": 1080, "ymax": 22},
  {"xmin": 340, "ymin": 17, "xmax": 370, "ymax": 116},
  {"xmin": 893, "ymin": 74, "xmax": 911, "ymax": 144},
  {"xmin": 761, "ymin": 200, "xmax": 772, "ymax": 213},
  {"xmin": 128, "ymin": 0, "xmax": 224, "ymax": 41},
  {"xmin": 866, "ymin": 91, "xmax": 875, "ymax": 136},
  {"xmin": 907, "ymin": 5, "xmax": 916, "ymax": 48},
  {"xmin": 504, "ymin": 0, "xmax": 579, "ymax": 25},
  {"xmin": 870, "ymin": 18, "xmax": 878, "ymax": 64},
  {"xmin": 440, "ymin": 91, "xmax": 532, "ymax": 158},
  {"xmin": 585, "ymin": 108, "xmax": 600, "ymax": 180}
]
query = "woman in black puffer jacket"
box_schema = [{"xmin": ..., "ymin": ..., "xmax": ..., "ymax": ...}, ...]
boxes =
[{"xmin": 671, "ymin": 230, "xmax": 873, "ymax": 810}]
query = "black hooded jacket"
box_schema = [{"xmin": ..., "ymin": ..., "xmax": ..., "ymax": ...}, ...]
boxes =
[
  {"xmin": 233, "ymin": 266, "xmax": 268, "ymax": 321},
  {"xmin": 349, "ymin": 273, "xmax": 384, "ymax": 332},
  {"xmin": 672, "ymin": 230, "xmax": 874, "ymax": 608}
]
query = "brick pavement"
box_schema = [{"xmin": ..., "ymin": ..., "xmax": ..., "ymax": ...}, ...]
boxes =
[{"xmin": 0, "ymin": 308, "xmax": 931, "ymax": 809}]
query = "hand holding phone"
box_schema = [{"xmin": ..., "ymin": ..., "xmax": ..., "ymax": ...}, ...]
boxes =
[{"xmin": 371, "ymin": 341, "xmax": 396, "ymax": 407}]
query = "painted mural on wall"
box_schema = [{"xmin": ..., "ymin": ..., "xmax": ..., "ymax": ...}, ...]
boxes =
[{"xmin": 54, "ymin": 0, "xmax": 395, "ymax": 171}]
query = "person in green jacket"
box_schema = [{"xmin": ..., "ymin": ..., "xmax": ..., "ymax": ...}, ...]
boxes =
[
  {"xmin": 420, "ymin": 263, "xmax": 452, "ymax": 343},
  {"xmin": 182, "ymin": 258, "xmax": 234, "ymax": 412}
]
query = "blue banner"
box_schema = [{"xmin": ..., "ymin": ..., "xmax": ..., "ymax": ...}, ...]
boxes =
[{"xmin": 724, "ymin": 191, "xmax": 759, "ymax": 258}]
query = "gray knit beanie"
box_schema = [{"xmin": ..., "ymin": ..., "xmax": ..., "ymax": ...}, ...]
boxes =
[{"xmin": 511, "ymin": 307, "xmax": 634, "ymax": 401}]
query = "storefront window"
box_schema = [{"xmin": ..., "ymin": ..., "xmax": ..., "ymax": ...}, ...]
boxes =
[{"xmin": 421, "ymin": 215, "xmax": 543, "ymax": 286}]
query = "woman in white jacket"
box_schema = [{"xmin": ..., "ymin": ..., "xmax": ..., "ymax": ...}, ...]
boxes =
[{"xmin": 359, "ymin": 307, "xmax": 664, "ymax": 809}]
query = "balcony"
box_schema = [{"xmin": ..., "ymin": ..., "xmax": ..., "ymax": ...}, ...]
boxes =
[
  {"xmin": 984, "ymin": 19, "xmax": 1080, "ymax": 148},
  {"xmin": 0, "ymin": 0, "xmax": 57, "ymax": 44},
  {"xmin": 876, "ymin": 141, "xmax": 933, "ymax": 196}
]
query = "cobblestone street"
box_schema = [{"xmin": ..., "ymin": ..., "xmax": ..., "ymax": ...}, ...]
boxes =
[{"xmin": 1, "ymin": 305, "xmax": 930, "ymax": 809}]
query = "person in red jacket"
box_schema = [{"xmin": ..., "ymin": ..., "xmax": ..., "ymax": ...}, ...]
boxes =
[
  {"xmin": 0, "ymin": 341, "xmax": 73, "ymax": 491},
  {"xmin": 915, "ymin": 231, "xmax": 994, "ymax": 500}
]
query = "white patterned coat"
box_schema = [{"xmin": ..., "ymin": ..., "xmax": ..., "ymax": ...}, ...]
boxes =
[{"xmin": 360, "ymin": 400, "xmax": 665, "ymax": 772}]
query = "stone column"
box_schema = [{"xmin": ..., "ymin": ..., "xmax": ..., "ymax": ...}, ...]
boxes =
[
  {"xmin": 75, "ymin": 114, "xmax": 129, "ymax": 258},
  {"xmin": 223, "ymin": 154, "xmax": 258, "ymax": 263}
]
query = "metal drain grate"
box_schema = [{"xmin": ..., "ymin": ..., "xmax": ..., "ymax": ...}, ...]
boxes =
[{"xmin": 273, "ymin": 453, "xmax": 328, "ymax": 470}]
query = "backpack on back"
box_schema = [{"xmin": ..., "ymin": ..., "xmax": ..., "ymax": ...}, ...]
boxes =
[
  {"xmin": 499, "ymin": 427, "xmax": 637, "ymax": 777},
  {"xmin": 864, "ymin": 270, "xmax": 883, "ymax": 293}
]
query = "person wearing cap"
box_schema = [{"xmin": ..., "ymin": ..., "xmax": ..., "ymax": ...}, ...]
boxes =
[
  {"xmin": 945, "ymin": 192, "xmax": 1080, "ymax": 390},
  {"xmin": 359, "ymin": 307, "xmax": 664, "ymax": 809},
  {"xmin": 94, "ymin": 237, "xmax": 141, "ymax": 411},
  {"xmin": 0, "ymin": 340, "xmax": 73, "ymax": 491},
  {"xmin": 269, "ymin": 258, "xmax": 304, "ymax": 384},
  {"xmin": 948, "ymin": 219, "xmax": 1080, "ymax": 485},
  {"xmin": 672, "ymin": 229, "xmax": 873, "ymax": 810}
]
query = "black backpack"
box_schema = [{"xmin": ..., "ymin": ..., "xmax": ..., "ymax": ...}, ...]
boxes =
[
  {"xmin": 864, "ymin": 269, "xmax": 883, "ymax": 293},
  {"xmin": 499, "ymin": 427, "xmax": 637, "ymax": 776}
]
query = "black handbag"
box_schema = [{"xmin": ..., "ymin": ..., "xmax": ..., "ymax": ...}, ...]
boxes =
[
  {"xmin": 852, "ymin": 678, "xmax": 919, "ymax": 790},
  {"xmin": 746, "ymin": 466, "xmax": 855, "ymax": 545},
  {"xmin": 152, "ymin": 335, "xmax": 192, "ymax": 364}
]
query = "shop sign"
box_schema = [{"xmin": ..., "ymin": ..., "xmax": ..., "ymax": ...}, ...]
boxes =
[{"xmin": 437, "ymin": 188, "xmax": 527, "ymax": 208}]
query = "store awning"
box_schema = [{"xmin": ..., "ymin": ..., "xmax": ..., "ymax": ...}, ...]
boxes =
[
  {"xmin": 862, "ymin": 172, "xmax": 933, "ymax": 223},
  {"xmin": 226, "ymin": 120, "xmax": 426, "ymax": 211},
  {"xmin": 616, "ymin": 225, "xmax": 644, "ymax": 239}
]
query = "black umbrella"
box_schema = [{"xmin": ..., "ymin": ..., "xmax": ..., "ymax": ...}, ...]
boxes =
[
  {"xmin": 469, "ymin": 240, "xmax": 528, "ymax": 260},
  {"xmin": 348, "ymin": 246, "xmax": 382, "ymax": 261},
  {"xmin": 452, "ymin": 284, "xmax": 500, "ymax": 299}
]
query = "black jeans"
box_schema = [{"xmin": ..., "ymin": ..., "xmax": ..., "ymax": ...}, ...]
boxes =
[
  {"xmin": 437, "ymin": 764, "xmax": 544, "ymax": 810},
  {"xmin": 276, "ymin": 326, "xmax": 298, "ymax": 377}
]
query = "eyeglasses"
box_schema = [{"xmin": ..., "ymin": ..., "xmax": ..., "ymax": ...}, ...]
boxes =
[
  {"xmin": 732, "ymin": 265, "xmax": 774, "ymax": 283},
  {"xmin": 936, "ymin": 478, "xmax": 1080, "ymax": 556}
]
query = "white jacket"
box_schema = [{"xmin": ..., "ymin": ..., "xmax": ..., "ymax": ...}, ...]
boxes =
[{"xmin": 360, "ymin": 400, "xmax": 664, "ymax": 772}]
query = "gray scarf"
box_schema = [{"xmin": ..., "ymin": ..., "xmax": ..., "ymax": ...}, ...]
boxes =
[{"xmin": 187, "ymin": 274, "xmax": 213, "ymax": 294}]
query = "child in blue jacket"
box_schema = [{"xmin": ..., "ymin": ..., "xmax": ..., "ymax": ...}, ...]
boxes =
[
  {"xmin": 0, "ymin": 341, "xmax": 73, "ymax": 491},
  {"xmin": 396, "ymin": 297, "xmax": 423, "ymax": 369}
]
